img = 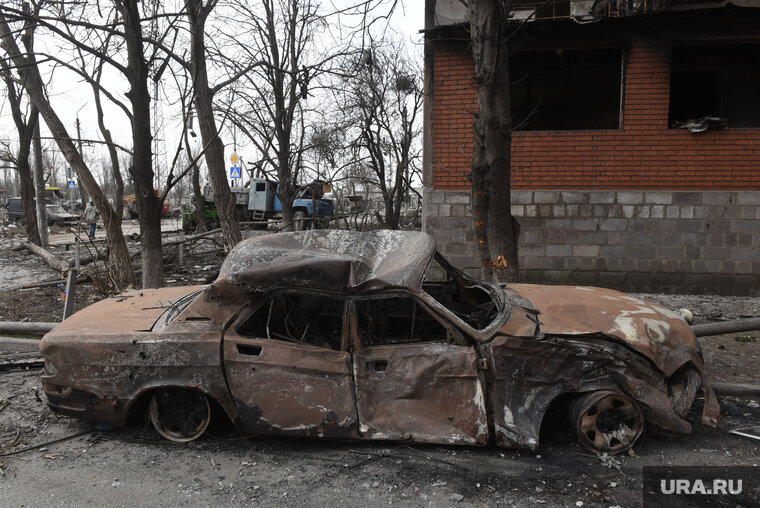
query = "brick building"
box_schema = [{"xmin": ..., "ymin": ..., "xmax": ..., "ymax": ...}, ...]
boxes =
[{"xmin": 422, "ymin": 0, "xmax": 760, "ymax": 295}]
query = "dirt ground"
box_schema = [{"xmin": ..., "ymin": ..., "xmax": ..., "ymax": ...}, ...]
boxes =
[{"xmin": 0, "ymin": 229, "xmax": 758, "ymax": 506}]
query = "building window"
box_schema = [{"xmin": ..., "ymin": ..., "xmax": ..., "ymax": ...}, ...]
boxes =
[
  {"xmin": 510, "ymin": 48, "xmax": 622, "ymax": 131},
  {"xmin": 516, "ymin": 0, "xmax": 570, "ymax": 20},
  {"xmin": 669, "ymin": 43, "xmax": 760, "ymax": 128}
]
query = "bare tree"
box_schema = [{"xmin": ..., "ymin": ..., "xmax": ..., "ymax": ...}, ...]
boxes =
[
  {"xmin": 185, "ymin": 0, "xmax": 241, "ymax": 250},
  {"xmin": 467, "ymin": 0, "xmax": 519, "ymax": 282},
  {"xmin": 224, "ymin": 0, "xmax": 335, "ymax": 232},
  {"xmin": 112, "ymin": 0, "xmax": 167, "ymax": 287},
  {"xmin": 4, "ymin": 0, "xmax": 197, "ymax": 288},
  {"xmin": 0, "ymin": 3, "xmax": 135, "ymax": 287},
  {"xmin": 0, "ymin": 57, "xmax": 40, "ymax": 244},
  {"xmin": 338, "ymin": 41, "xmax": 422, "ymax": 230}
]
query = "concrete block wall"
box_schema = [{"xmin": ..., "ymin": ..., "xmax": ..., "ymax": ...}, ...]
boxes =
[{"xmin": 424, "ymin": 189, "xmax": 760, "ymax": 295}]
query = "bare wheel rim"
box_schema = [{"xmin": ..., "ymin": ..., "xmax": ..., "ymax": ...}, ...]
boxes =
[
  {"xmin": 148, "ymin": 388, "xmax": 210, "ymax": 443},
  {"xmin": 572, "ymin": 390, "xmax": 644, "ymax": 455}
]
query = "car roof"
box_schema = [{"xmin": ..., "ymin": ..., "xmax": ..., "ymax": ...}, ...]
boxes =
[{"xmin": 213, "ymin": 230, "xmax": 436, "ymax": 295}]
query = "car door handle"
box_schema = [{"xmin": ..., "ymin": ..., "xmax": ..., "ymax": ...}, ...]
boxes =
[
  {"xmin": 237, "ymin": 344, "xmax": 262, "ymax": 356},
  {"xmin": 366, "ymin": 360, "xmax": 387, "ymax": 372}
]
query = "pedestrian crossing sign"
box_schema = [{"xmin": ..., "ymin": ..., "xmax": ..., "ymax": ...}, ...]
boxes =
[
  {"xmin": 230, "ymin": 166, "xmax": 241, "ymax": 179},
  {"xmin": 67, "ymin": 179, "xmax": 77, "ymax": 189}
]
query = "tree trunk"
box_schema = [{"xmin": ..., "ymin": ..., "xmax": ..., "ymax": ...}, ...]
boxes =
[
  {"xmin": 277, "ymin": 149, "xmax": 295, "ymax": 232},
  {"xmin": 1, "ymin": 55, "xmax": 40, "ymax": 246},
  {"xmin": 118, "ymin": 0, "xmax": 164, "ymax": 288},
  {"xmin": 185, "ymin": 131, "xmax": 206, "ymax": 232},
  {"xmin": 0, "ymin": 13, "xmax": 135, "ymax": 288},
  {"xmin": 186, "ymin": 0, "xmax": 241, "ymax": 251},
  {"xmin": 32, "ymin": 117, "xmax": 48, "ymax": 247},
  {"xmin": 17, "ymin": 114, "xmax": 40, "ymax": 245},
  {"xmin": 468, "ymin": 0, "xmax": 519, "ymax": 283}
]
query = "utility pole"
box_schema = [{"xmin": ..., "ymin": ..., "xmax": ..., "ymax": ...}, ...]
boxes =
[{"xmin": 33, "ymin": 121, "xmax": 49, "ymax": 248}]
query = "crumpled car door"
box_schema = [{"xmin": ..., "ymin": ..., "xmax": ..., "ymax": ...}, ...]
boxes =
[
  {"xmin": 353, "ymin": 342, "xmax": 489, "ymax": 445},
  {"xmin": 222, "ymin": 302, "xmax": 358, "ymax": 439}
]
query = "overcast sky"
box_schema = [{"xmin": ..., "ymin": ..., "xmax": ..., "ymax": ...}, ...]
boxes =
[{"xmin": 0, "ymin": 0, "xmax": 424, "ymax": 188}]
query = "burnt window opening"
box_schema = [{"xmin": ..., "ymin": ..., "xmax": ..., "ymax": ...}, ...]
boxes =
[
  {"xmin": 510, "ymin": 48, "xmax": 622, "ymax": 131},
  {"xmin": 517, "ymin": 0, "xmax": 570, "ymax": 20},
  {"xmin": 424, "ymin": 282, "xmax": 497, "ymax": 330},
  {"xmin": 423, "ymin": 253, "xmax": 501, "ymax": 330},
  {"xmin": 669, "ymin": 43, "xmax": 760, "ymax": 129},
  {"xmin": 356, "ymin": 297, "xmax": 447, "ymax": 347},
  {"xmin": 237, "ymin": 294, "xmax": 344, "ymax": 351},
  {"xmin": 423, "ymin": 256, "xmax": 499, "ymax": 330}
]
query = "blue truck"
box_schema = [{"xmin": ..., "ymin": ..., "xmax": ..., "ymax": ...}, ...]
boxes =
[{"xmin": 196, "ymin": 178, "xmax": 334, "ymax": 231}]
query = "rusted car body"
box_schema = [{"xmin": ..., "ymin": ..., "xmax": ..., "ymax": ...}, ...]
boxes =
[{"xmin": 39, "ymin": 230, "xmax": 719, "ymax": 453}]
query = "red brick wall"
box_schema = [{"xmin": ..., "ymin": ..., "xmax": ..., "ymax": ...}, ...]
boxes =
[{"xmin": 432, "ymin": 38, "xmax": 760, "ymax": 191}]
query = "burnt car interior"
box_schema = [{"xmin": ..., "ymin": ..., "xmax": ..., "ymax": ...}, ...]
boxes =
[
  {"xmin": 236, "ymin": 294, "xmax": 452, "ymax": 349},
  {"xmin": 355, "ymin": 297, "xmax": 448, "ymax": 346},
  {"xmin": 423, "ymin": 253, "xmax": 500, "ymax": 330},
  {"xmin": 237, "ymin": 295, "xmax": 344, "ymax": 350}
]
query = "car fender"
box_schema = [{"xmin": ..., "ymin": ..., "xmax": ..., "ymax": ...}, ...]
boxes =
[{"xmin": 484, "ymin": 334, "xmax": 691, "ymax": 450}]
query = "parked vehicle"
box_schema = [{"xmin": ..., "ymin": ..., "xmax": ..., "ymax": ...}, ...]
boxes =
[
  {"xmin": 62, "ymin": 200, "xmax": 84, "ymax": 219},
  {"xmin": 39, "ymin": 230, "xmax": 718, "ymax": 454},
  {"xmin": 181, "ymin": 198, "xmax": 219, "ymax": 232},
  {"xmin": 123, "ymin": 191, "xmax": 171, "ymax": 219},
  {"xmin": 6, "ymin": 197, "xmax": 78, "ymax": 227},
  {"xmin": 43, "ymin": 187, "xmax": 65, "ymax": 205},
  {"xmin": 191, "ymin": 179, "xmax": 335, "ymax": 231},
  {"xmin": 339, "ymin": 195, "xmax": 366, "ymax": 214}
]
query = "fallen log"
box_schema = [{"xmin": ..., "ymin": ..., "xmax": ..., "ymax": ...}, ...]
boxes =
[
  {"xmin": 712, "ymin": 382, "xmax": 760, "ymax": 399},
  {"xmin": 19, "ymin": 241, "xmax": 108, "ymax": 273},
  {"xmin": 0, "ymin": 321, "xmax": 57, "ymax": 335},
  {"xmin": 19, "ymin": 242, "xmax": 68, "ymax": 272},
  {"xmin": 691, "ymin": 317, "xmax": 760, "ymax": 337}
]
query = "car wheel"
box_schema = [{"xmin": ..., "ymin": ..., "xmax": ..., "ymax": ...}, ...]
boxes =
[
  {"xmin": 668, "ymin": 365, "xmax": 700, "ymax": 418},
  {"xmin": 148, "ymin": 388, "xmax": 211, "ymax": 442},
  {"xmin": 571, "ymin": 390, "xmax": 644, "ymax": 455},
  {"xmin": 50, "ymin": 220, "xmax": 59, "ymax": 227},
  {"xmin": 293, "ymin": 211, "xmax": 308, "ymax": 231}
]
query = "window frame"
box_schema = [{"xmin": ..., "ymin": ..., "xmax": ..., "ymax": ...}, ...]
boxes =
[
  {"xmin": 668, "ymin": 41, "xmax": 760, "ymax": 130},
  {"xmin": 510, "ymin": 45, "xmax": 625, "ymax": 132},
  {"xmin": 352, "ymin": 291, "xmax": 469, "ymax": 350},
  {"xmin": 233, "ymin": 292, "xmax": 352, "ymax": 352}
]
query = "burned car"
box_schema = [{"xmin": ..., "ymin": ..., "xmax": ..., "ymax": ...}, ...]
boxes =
[{"xmin": 39, "ymin": 230, "xmax": 719, "ymax": 453}]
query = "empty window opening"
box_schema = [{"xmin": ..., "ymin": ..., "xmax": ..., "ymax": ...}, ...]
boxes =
[
  {"xmin": 356, "ymin": 297, "xmax": 447, "ymax": 347},
  {"xmin": 519, "ymin": 0, "xmax": 570, "ymax": 20},
  {"xmin": 237, "ymin": 294, "xmax": 344, "ymax": 351},
  {"xmin": 423, "ymin": 281, "xmax": 498, "ymax": 330},
  {"xmin": 423, "ymin": 254, "xmax": 500, "ymax": 330},
  {"xmin": 510, "ymin": 48, "xmax": 622, "ymax": 130},
  {"xmin": 669, "ymin": 43, "xmax": 760, "ymax": 128}
]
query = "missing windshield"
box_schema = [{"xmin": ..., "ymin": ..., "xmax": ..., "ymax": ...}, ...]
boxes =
[{"xmin": 423, "ymin": 253, "xmax": 500, "ymax": 330}]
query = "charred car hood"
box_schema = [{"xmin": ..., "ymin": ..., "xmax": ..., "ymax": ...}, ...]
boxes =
[
  {"xmin": 508, "ymin": 284, "xmax": 702, "ymax": 376},
  {"xmin": 46, "ymin": 286, "xmax": 203, "ymax": 336}
]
